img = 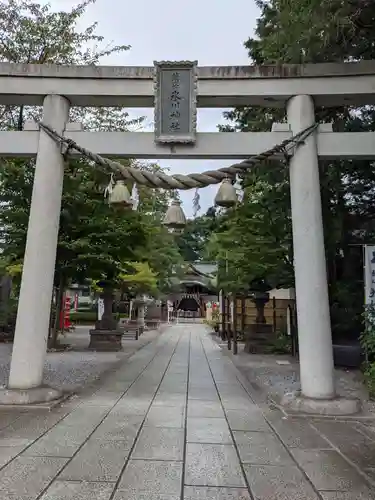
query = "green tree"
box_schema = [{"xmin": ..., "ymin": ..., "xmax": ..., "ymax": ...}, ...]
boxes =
[
  {"xmin": 176, "ymin": 207, "xmax": 219, "ymax": 261},
  {"xmin": 216, "ymin": 0, "xmax": 375, "ymax": 339},
  {"xmin": 0, "ymin": 1, "xmax": 181, "ymax": 344},
  {"xmin": 138, "ymin": 220, "xmax": 184, "ymax": 294},
  {"xmin": 207, "ymin": 162, "xmax": 293, "ymax": 294},
  {"xmin": 0, "ymin": 0, "xmax": 140, "ymax": 130},
  {"xmin": 119, "ymin": 262, "xmax": 158, "ymax": 298}
]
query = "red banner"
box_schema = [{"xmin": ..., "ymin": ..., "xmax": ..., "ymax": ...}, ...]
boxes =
[{"xmin": 60, "ymin": 295, "xmax": 71, "ymax": 330}]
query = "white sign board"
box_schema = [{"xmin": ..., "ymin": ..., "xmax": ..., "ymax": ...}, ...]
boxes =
[
  {"xmin": 154, "ymin": 60, "xmax": 197, "ymax": 144},
  {"xmin": 98, "ymin": 298, "xmax": 104, "ymax": 321},
  {"xmin": 364, "ymin": 245, "xmax": 375, "ymax": 305}
]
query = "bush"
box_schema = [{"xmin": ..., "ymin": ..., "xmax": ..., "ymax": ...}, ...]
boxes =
[
  {"xmin": 70, "ymin": 311, "xmax": 128, "ymax": 324},
  {"xmin": 70, "ymin": 311, "xmax": 97, "ymax": 323},
  {"xmin": 265, "ymin": 334, "xmax": 292, "ymax": 354},
  {"xmin": 360, "ymin": 305, "xmax": 375, "ymax": 399},
  {"xmin": 0, "ymin": 296, "xmax": 18, "ymax": 332},
  {"xmin": 364, "ymin": 363, "xmax": 375, "ymax": 399},
  {"xmin": 204, "ymin": 319, "xmax": 219, "ymax": 332}
]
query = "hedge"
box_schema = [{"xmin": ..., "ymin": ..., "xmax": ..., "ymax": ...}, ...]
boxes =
[{"xmin": 70, "ymin": 311, "xmax": 128, "ymax": 324}]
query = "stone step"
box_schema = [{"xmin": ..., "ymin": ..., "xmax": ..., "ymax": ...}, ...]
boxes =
[{"xmin": 122, "ymin": 333, "xmax": 138, "ymax": 340}]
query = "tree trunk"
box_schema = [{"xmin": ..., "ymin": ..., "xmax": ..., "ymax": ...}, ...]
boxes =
[{"xmin": 50, "ymin": 274, "xmax": 65, "ymax": 348}]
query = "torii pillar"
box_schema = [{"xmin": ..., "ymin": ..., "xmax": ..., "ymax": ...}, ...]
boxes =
[
  {"xmin": 0, "ymin": 94, "xmax": 69, "ymax": 404},
  {"xmin": 283, "ymin": 95, "xmax": 360, "ymax": 415}
]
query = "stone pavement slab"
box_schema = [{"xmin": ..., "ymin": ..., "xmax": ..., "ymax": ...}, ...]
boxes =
[
  {"xmin": 187, "ymin": 417, "xmax": 232, "ymax": 444},
  {"xmin": 292, "ymin": 448, "xmax": 367, "ymax": 491},
  {"xmin": 185, "ymin": 442, "xmax": 246, "ymax": 487},
  {"xmin": 116, "ymin": 459, "xmax": 183, "ymax": 497},
  {"xmin": 225, "ymin": 407, "xmax": 270, "ymax": 432},
  {"xmin": 187, "ymin": 400, "xmax": 225, "ymax": 418},
  {"xmin": 184, "ymin": 487, "xmax": 251, "ymax": 499},
  {"xmin": 0, "ymin": 324, "xmax": 374, "ymax": 499},
  {"xmin": 0, "ymin": 455, "xmax": 68, "ymax": 500},
  {"xmin": 233, "ymin": 430, "xmax": 294, "ymax": 465},
  {"xmin": 0, "ymin": 445, "xmax": 25, "ymax": 468},
  {"xmin": 59, "ymin": 438, "xmax": 131, "ymax": 481},
  {"xmin": 132, "ymin": 427, "xmax": 184, "ymax": 460},
  {"xmin": 244, "ymin": 464, "xmax": 320, "ymax": 500},
  {"xmin": 22, "ymin": 423, "xmax": 94, "ymax": 457},
  {"xmin": 320, "ymin": 493, "xmax": 375, "ymax": 500},
  {"xmin": 40, "ymin": 480, "xmax": 114, "ymax": 500},
  {"xmin": 145, "ymin": 405, "xmax": 185, "ymax": 428}
]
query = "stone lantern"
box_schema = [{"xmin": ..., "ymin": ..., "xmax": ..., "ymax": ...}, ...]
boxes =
[
  {"xmin": 244, "ymin": 279, "xmax": 273, "ymax": 354},
  {"xmin": 133, "ymin": 295, "xmax": 147, "ymax": 333}
]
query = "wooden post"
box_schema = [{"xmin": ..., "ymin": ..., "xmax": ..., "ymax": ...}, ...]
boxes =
[
  {"xmin": 233, "ymin": 294, "xmax": 238, "ymax": 355},
  {"xmin": 227, "ymin": 295, "xmax": 231, "ymax": 350},
  {"xmin": 272, "ymin": 296, "xmax": 277, "ymax": 333},
  {"xmin": 241, "ymin": 296, "xmax": 245, "ymax": 333},
  {"xmin": 220, "ymin": 292, "xmax": 225, "ymax": 340},
  {"xmin": 290, "ymin": 302, "xmax": 299, "ymax": 357}
]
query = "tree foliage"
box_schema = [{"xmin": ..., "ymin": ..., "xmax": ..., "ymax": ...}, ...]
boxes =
[
  {"xmin": 0, "ymin": 0, "xmax": 182, "ymax": 335},
  {"xmin": 0, "ymin": 0, "xmax": 140, "ymax": 130},
  {"xmin": 119, "ymin": 262, "xmax": 158, "ymax": 297},
  {"xmin": 176, "ymin": 207, "xmax": 219, "ymax": 262},
  {"xmin": 207, "ymin": 162, "xmax": 293, "ymax": 294},
  {"xmin": 211, "ymin": 0, "xmax": 375, "ymax": 339}
]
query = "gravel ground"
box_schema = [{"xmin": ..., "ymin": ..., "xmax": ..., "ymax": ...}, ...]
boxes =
[
  {"xmin": 214, "ymin": 337, "xmax": 375, "ymax": 416},
  {"xmin": 0, "ymin": 325, "xmax": 161, "ymax": 392}
]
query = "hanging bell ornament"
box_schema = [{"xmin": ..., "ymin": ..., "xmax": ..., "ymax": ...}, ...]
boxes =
[
  {"xmin": 163, "ymin": 200, "xmax": 186, "ymax": 230},
  {"xmin": 108, "ymin": 180, "xmax": 133, "ymax": 209},
  {"xmin": 214, "ymin": 178, "xmax": 238, "ymax": 208}
]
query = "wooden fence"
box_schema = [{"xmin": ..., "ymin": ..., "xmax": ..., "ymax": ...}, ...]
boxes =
[
  {"xmin": 218, "ymin": 294, "xmax": 298, "ymax": 356},
  {"xmin": 221, "ymin": 295, "xmax": 296, "ymax": 334}
]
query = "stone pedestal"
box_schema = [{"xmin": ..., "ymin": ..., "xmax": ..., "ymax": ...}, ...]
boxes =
[
  {"xmin": 137, "ymin": 302, "xmax": 146, "ymax": 330},
  {"xmin": 89, "ymin": 329, "xmax": 123, "ymax": 352},
  {"xmin": 281, "ymin": 391, "xmax": 361, "ymax": 416},
  {"xmin": 244, "ymin": 324, "xmax": 275, "ymax": 353},
  {"xmin": 0, "ymin": 386, "xmax": 62, "ymax": 405},
  {"xmin": 145, "ymin": 319, "xmax": 159, "ymax": 329}
]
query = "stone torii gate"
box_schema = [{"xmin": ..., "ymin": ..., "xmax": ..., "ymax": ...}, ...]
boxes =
[{"xmin": 0, "ymin": 60, "xmax": 375, "ymax": 414}]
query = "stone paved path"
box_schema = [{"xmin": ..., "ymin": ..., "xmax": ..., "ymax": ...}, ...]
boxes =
[{"xmin": 0, "ymin": 324, "xmax": 374, "ymax": 499}]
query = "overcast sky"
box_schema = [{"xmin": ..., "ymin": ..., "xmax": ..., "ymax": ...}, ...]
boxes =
[{"xmin": 49, "ymin": 0, "xmax": 260, "ymax": 216}]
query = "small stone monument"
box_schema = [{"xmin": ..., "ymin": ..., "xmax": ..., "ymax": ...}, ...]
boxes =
[
  {"xmin": 244, "ymin": 279, "xmax": 275, "ymax": 353},
  {"xmin": 89, "ymin": 284, "xmax": 123, "ymax": 351}
]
